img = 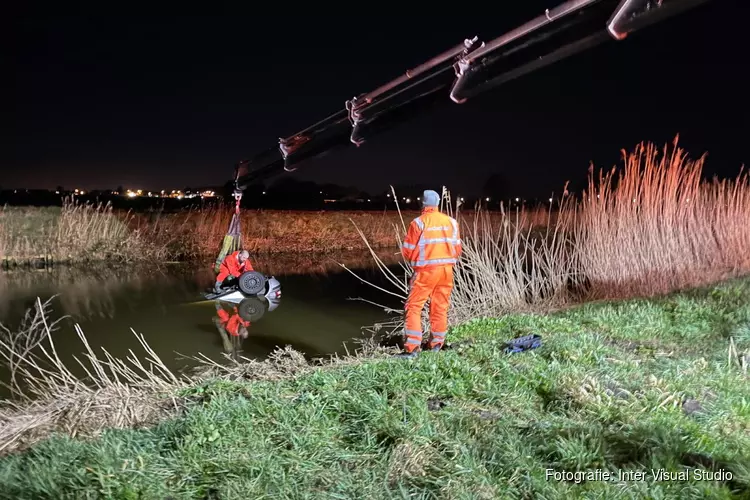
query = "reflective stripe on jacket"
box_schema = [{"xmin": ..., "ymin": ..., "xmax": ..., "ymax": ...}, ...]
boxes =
[{"xmin": 400, "ymin": 207, "xmax": 462, "ymax": 270}]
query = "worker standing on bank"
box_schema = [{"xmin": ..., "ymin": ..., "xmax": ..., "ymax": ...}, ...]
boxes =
[
  {"xmin": 214, "ymin": 249, "xmax": 253, "ymax": 293},
  {"xmin": 398, "ymin": 189, "xmax": 462, "ymax": 358}
]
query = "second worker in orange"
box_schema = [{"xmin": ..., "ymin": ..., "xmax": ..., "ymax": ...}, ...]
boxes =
[{"xmin": 398, "ymin": 189, "xmax": 462, "ymax": 358}]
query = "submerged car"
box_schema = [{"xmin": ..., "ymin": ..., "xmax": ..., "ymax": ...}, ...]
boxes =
[{"xmin": 204, "ymin": 270, "xmax": 281, "ymax": 322}]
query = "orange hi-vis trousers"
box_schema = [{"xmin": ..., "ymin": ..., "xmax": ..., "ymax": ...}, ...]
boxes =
[{"xmin": 403, "ymin": 264, "xmax": 454, "ymax": 352}]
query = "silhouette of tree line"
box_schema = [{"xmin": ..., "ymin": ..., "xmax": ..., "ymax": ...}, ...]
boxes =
[{"xmin": 0, "ymin": 173, "xmax": 554, "ymax": 211}]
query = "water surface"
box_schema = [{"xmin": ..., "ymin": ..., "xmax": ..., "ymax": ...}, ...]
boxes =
[{"xmin": 0, "ymin": 252, "xmax": 405, "ymax": 393}]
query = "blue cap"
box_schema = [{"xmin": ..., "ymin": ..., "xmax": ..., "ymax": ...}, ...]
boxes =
[{"xmin": 422, "ymin": 190, "xmax": 440, "ymax": 207}]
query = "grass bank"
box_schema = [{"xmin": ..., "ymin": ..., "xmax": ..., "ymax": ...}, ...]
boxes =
[{"xmin": 0, "ymin": 278, "xmax": 749, "ymax": 498}]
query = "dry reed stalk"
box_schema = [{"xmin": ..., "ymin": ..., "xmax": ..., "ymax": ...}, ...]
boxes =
[
  {"xmin": 576, "ymin": 137, "xmax": 750, "ymax": 299},
  {"xmin": 0, "ymin": 298, "xmax": 189, "ymax": 454},
  {"xmin": 449, "ymin": 202, "xmax": 577, "ymax": 324},
  {"xmin": 347, "ymin": 185, "xmax": 580, "ymax": 334},
  {"xmin": 138, "ymin": 207, "xmax": 405, "ymax": 258},
  {"xmin": 0, "ymin": 199, "xmax": 171, "ymax": 265}
]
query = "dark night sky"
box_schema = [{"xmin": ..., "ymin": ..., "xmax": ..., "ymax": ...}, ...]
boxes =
[{"xmin": 6, "ymin": 1, "xmax": 747, "ymax": 198}]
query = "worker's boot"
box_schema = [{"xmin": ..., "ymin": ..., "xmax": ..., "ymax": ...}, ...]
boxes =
[
  {"xmin": 214, "ymin": 281, "xmax": 223, "ymax": 294},
  {"xmin": 394, "ymin": 350, "xmax": 419, "ymax": 359}
]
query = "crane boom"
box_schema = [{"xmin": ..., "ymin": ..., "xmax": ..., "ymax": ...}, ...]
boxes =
[{"xmin": 233, "ymin": 0, "xmax": 712, "ymax": 191}]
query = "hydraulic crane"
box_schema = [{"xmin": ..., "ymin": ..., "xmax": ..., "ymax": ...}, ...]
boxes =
[{"xmin": 232, "ymin": 0, "xmax": 713, "ymax": 193}]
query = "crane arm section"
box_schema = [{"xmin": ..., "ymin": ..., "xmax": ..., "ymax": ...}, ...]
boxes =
[{"xmin": 234, "ymin": 0, "xmax": 712, "ymax": 191}]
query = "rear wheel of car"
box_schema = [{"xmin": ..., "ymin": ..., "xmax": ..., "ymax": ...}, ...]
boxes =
[{"xmin": 238, "ymin": 271, "xmax": 266, "ymax": 295}]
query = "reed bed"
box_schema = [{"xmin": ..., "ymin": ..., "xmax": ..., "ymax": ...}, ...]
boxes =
[
  {"xmin": 130, "ymin": 207, "xmax": 518, "ymax": 259},
  {"xmin": 0, "ymin": 200, "xmax": 170, "ymax": 266},
  {"xmin": 1, "ymin": 201, "xmax": 535, "ymax": 266},
  {"xmin": 347, "ymin": 138, "xmax": 750, "ymax": 336},
  {"xmin": 150, "ymin": 208, "xmax": 401, "ymax": 257},
  {"xmin": 576, "ymin": 138, "xmax": 750, "ymax": 298},
  {"xmin": 0, "ymin": 297, "xmax": 189, "ymax": 455}
]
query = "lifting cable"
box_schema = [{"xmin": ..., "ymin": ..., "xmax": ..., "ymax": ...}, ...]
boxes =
[{"xmin": 213, "ymin": 167, "xmax": 245, "ymax": 274}]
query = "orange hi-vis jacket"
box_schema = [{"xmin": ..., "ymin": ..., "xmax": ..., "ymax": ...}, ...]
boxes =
[
  {"xmin": 216, "ymin": 250, "xmax": 254, "ymax": 283},
  {"xmin": 217, "ymin": 307, "xmax": 250, "ymax": 337},
  {"xmin": 401, "ymin": 207, "xmax": 462, "ymax": 270}
]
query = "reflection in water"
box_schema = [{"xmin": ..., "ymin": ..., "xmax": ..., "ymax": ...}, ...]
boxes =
[
  {"xmin": 0, "ymin": 252, "xmax": 403, "ymax": 387},
  {"xmin": 212, "ymin": 295, "xmax": 281, "ymax": 361},
  {"xmin": 0, "ymin": 248, "xmax": 401, "ymax": 327},
  {"xmin": 0, "ymin": 265, "xmax": 198, "ymax": 326},
  {"xmin": 214, "ymin": 301, "xmax": 250, "ymax": 361}
]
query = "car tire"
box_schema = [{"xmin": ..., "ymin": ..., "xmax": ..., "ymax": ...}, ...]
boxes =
[
  {"xmin": 238, "ymin": 271, "xmax": 267, "ymax": 295},
  {"xmin": 238, "ymin": 297, "xmax": 266, "ymax": 322}
]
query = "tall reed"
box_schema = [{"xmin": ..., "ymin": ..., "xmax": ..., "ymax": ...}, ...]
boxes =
[
  {"xmin": 448, "ymin": 195, "xmax": 577, "ymax": 324},
  {"xmin": 139, "ymin": 207, "xmax": 426, "ymax": 258},
  {"xmin": 0, "ymin": 199, "xmax": 169, "ymax": 265},
  {"xmin": 355, "ymin": 138, "xmax": 750, "ymax": 332},
  {"xmin": 1, "ymin": 197, "xmax": 523, "ymax": 266},
  {"xmin": 577, "ymin": 137, "xmax": 750, "ymax": 298}
]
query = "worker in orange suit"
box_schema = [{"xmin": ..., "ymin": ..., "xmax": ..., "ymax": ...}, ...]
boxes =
[
  {"xmin": 214, "ymin": 249, "xmax": 253, "ymax": 293},
  {"xmin": 398, "ymin": 189, "xmax": 462, "ymax": 358}
]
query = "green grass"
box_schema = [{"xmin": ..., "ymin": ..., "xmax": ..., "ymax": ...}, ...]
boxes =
[{"xmin": 1, "ymin": 280, "xmax": 750, "ymax": 499}]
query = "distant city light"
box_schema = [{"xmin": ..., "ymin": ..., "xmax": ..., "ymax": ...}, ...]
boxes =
[
  {"xmin": 31, "ymin": 185, "xmax": 414, "ymax": 204},
  {"xmin": 549, "ymin": 198, "xmax": 553, "ymax": 202},
  {"xmin": 460, "ymin": 197, "xmax": 465, "ymax": 202},
  {"xmin": 515, "ymin": 197, "xmax": 519, "ymax": 202},
  {"xmin": 486, "ymin": 197, "xmax": 490, "ymax": 202}
]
